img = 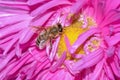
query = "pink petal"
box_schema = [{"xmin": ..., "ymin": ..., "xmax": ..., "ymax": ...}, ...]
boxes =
[
  {"xmin": 106, "ymin": 46, "xmax": 115, "ymax": 57},
  {"xmin": 64, "ymin": 71, "xmax": 74, "ymax": 80},
  {"xmin": 50, "ymin": 51, "xmax": 66, "ymax": 72},
  {"xmin": 70, "ymin": 28, "xmax": 99, "ymax": 54},
  {"xmin": 49, "ymin": 37, "xmax": 60, "ymax": 62},
  {"xmin": 27, "ymin": 0, "xmax": 50, "ymax": 5},
  {"xmin": 8, "ymin": 53, "xmax": 31, "ymax": 75},
  {"xmin": 0, "ymin": 19, "xmax": 31, "ymax": 39},
  {"xmin": 109, "ymin": 33, "xmax": 120, "ymax": 46},
  {"xmin": 40, "ymin": 69, "xmax": 74, "ymax": 80},
  {"xmin": 93, "ymin": 0, "xmax": 106, "ymax": 24},
  {"xmin": 31, "ymin": 12, "xmax": 55, "ymax": 26},
  {"xmin": 0, "ymin": 14, "xmax": 31, "ymax": 28},
  {"xmin": 90, "ymin": 59, "xmax": 104, "ymax": 80},
  {"xmin": 33, "ymin": 60, "xmax": 50, "ymax": 79},
  {"xmin": 29, "ymin": 47, "xmax": 47, "ymax": 62},
  {"xmin": 19, "ymin": 28, "xmax": 34, "ymax": 44},
  {"xmin": 0, "ymin": 37, "xmax": 18, "ymax": 55},
  {"xmin": 70, "ymin": 0, "xmax": 88, "ymax": 14},
  {"xmin": 100, "ymin": 10, "xmax": 120, "ymax": 27},
  {"xmin": 104, "ymin": 61, "xmax": 115, "ymax": 80},
  {"xmin": 72, "ymin": 49, "xmax": 103, "ymax": 72},
  {"xmin": 0, "ymin": 1, "xmax": 29, "ymax": 14},
  {"xmin": 0, "ymin": 50, "xmax": 15, "ymax": 71},
  {"xmin": 105, "ymin": 0, "xmax": 120, "ymax": 15},
  {"xmin": 64, "ymin": 35, "xmax": 72, "ymax": 53},
  {"xmin": 30, "ymin": 0, "xmax": 72, "ymax": 17},
  {"xmin": 110, "ymin": 56, "xmax": 120, "ymax": 78},
  {"xmin": 99, "ymin": 70, "xmax": 105, "ymax": 80}
]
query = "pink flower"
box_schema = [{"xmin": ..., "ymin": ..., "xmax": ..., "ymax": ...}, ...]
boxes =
[{"xmin": 0, "ymin": 0, "xmax": 120, "ymax": 80}]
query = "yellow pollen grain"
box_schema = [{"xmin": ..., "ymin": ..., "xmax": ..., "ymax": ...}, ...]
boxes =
[
  {"xmin": 88, "ymin": 44, "xmax": 95, "ymax": 52},
  {"xmin": 91, "ymin": 39, "xmax": 100, "ymax": 46},
  {"xmin": 87, "ymin": 17, "xmax": 97, "ymax": 27}
]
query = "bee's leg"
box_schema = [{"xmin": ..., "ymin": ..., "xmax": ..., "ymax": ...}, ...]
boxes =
[
  {"xmin": 49, "ymin": 37, "xmax": 53, "ymax": 50},
  {"xmin": 43, "ymin": 28, "xmax": 47, "ymax": 32}
]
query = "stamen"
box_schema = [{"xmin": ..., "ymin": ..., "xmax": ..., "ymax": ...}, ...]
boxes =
[{"xmin": 84, "ymin": 36, "xmax": 101, "ymax": 54}]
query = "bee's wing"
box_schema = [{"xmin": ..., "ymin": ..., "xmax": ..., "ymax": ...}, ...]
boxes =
[{"xmin": 30, "ymin": 26, "xmax": 49, "ymax": 34}]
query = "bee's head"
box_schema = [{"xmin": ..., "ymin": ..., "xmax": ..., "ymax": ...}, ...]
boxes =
[{"xmin": 57, "ymin": 23, "xmax": 63, "ymax": 32}]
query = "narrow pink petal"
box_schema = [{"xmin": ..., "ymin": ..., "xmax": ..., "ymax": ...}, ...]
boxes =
[
  {"xmin": 70, "ymin": 28, "xmax": 99, "ymax": 54},
  {"xmin": 93, "ymin": 0, "xmax": 106, "ymax": 24},
  {"xmin": 64, "ymin": 71, "xmax": 74, "ymax": 80},
  {"xmin": 19, "ymin": 28, "xmax": 34, "ymax": 44},
  {"xmin": 27, "ymin": 0, "xmax": 50, "ymax": 5},
  {"xmin": 0, "ymin": 20, "xmax": 31, "ymax": 39},
  {"xmin": 118, "ymin": 47, "xmax": 120, "ymax": 60},
  {"xmin": 0, "ymin": 14, "xmax": 31, "ymax": 28},
  {"xmin": 105, "ymin": 0, "xmax": 120, "ymax": 15},
  {"xmin": 50, "ymin": 51, "xmax": 66, "ymax": 72},
  {"xmin": 109, "ymin": 33, "xmax": 120, "ymax": 46},
  {"xmin": 15, "ymin": 60, "xmax": 37, "ymax": 80},
  {"xmin": 72, "ymin": 49, "xmax": 103, "ymax": 72},
  {"xmin": 106, "ymin": 46, "xmax": 115, "ymax": 57},
  {"xmin": 103, "ymin": 75, "xmax": 110, "ymax": 80},
  {"xmin": 3, "ymin": 38, "xmax": 18, "ymax": 55},
  {"xmin": 41, "ymin": 71, "xmax": 54, "ymax": 80},
  {"xmin": 29, "ymin": 48, "xmax": 47, "ymax": 62},
  {"xmin": 31, "ymin": 12, "xmax": 55, "ymax": 26},
  {"xmin": 90, "ymin": 59, "xmax": 104, "ymax": 80},
  {"xmin": 104, "ymin": 61, "xmax": 115, "ymax": 80},
  {"xmin": 15, "ymin": 44, "xmax": 22, "ymax": 58},
  {"xmin": 0, "ymin": 34, "xmax": 15, "ymax": 44},
  {"xmin": 64, "ymin": 60, "xmax": 75, "ymax": 75},
  {"xmin": 0, "ymin": 1, "xmax": 29, "ymax": 14},
  {"xmin": 99, "ymin": 70, "xmax": 105, "ymax": 80},
  {"xmin": 64, "ymin": 35, "xmax": 72, "ymax": 53},
  {"xmin": 70, "ymin": 0, "xmax": 88, "ymax": 14},
  {"xmin": 31, "ymin": 0, "xmax": 71, "ymax": 17},
  {"xmin": 115, "ymin": 27, "xmax": 120, "ymax": 33},
  {"xmin": 36, "ymin": 70, "xmax": 49, "ymax": 80},
  {"xmin": 114, "ymin": 55, "xmax": 120, "ymax": 77},
  {"xmin": 46, "ymin": 43, "xmax": 51, "ymax": 57},
  {"xmin": 23, "ymin": 61, "xmax": 37, "ymax": 79},
  {"xmin": 13, "ymin": 61, "xmax": 37, "ymax": 79},
  {"xmin": 100, "ymin": 10, "xmax": 120, "ymax": 27},
  {"xmin": 49, "ymin": 70, "xmax": 65, "ymax": 80},
  {"xmin": 49, "ymin": 37, "xmax": 60, "ymax": 62},
  {"xmin": 0, "ymin": 59, "xmax": 17, "ymax": 79},
  {"xmin": 33, "ymin": 60, "xmax": 50, "ymax": 78},
  {"xmin": 83, "ymin": 5, "xmax": 95, "ymax": 20},
  {"xmin": 0, "ymin": 1, "xmax": 29, "ymax": 10},
  {"xmin": 8, "ymin": 53, "xmax": 31, "ymax": 75},
  {"xmin": 0, "ymin": 50, "xmax": 15, "ymax": 71},
  {"xmin": 110, "ymin": 57, "xmax": 120, "ymax": 78}
]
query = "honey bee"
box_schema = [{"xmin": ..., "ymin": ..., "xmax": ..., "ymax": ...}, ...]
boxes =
[{"xmin": 36, "ymin": 23, "xmax": 63, "ymax": 49}]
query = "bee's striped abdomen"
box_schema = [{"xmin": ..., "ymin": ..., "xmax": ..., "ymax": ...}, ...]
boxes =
[{"xmin": 36, "ymin": 35, "xmax": 41, "ymax": 46}]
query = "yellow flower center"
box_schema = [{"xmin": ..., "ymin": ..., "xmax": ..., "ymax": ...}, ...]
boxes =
[{"xmin": 57, "ymin": 15, "xmax": 97, "ymax": 60}]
